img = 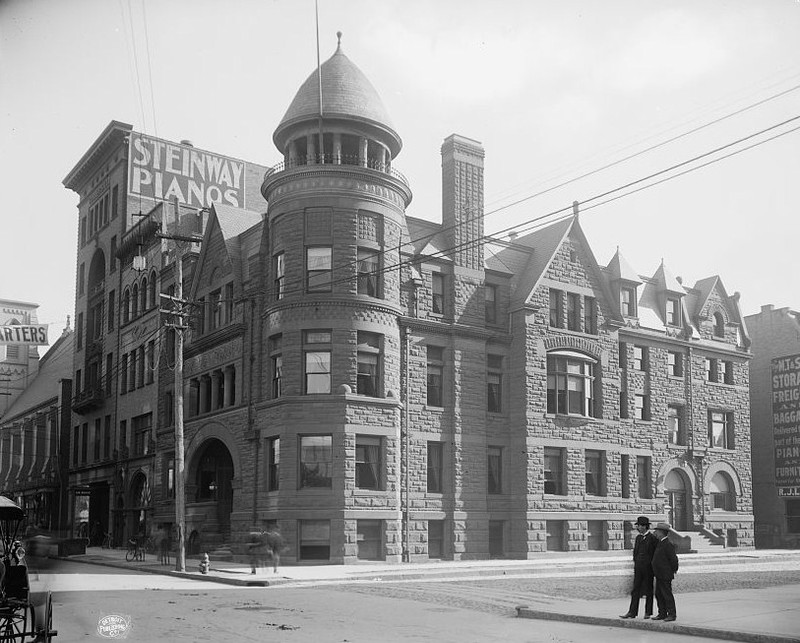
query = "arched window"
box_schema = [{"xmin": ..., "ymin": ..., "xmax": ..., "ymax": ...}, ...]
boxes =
[
  {"xmin": 131, "ymin": 283, "xmax": 139, "ymax": 318},
  {"xmin": 122, "ymin": 289, "xmax": 131, "ymax": 324},
  {"xmin": 148, "ymin": 271, "xmax": 157, "ymax": 310},
  {"xmin": 546, "ymin": 350, "xmax": 597, "ymax": 417},
  {"xmin": 710, "ymin": 472, "xmax": 735, "ymax": 511},
  {"xmin": 713, "ymin": 312, "xmax": 725, "ymax": 338},
  {"xmin": 140, "ymin": 276, "xmax": 148, "ymax": 312}
]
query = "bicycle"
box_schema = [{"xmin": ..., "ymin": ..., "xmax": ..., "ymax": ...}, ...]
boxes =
[{"xmin": 125, "ymin": 538, "xmax": 144, "ymax": 562}]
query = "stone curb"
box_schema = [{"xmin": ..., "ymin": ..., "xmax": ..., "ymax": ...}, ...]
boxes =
[{"xmin": 515, "ymin": 607, "xmax": 800, "ymax": 643}]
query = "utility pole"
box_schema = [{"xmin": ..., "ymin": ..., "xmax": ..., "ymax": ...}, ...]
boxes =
[{"xmin": 158, "ymin": 197, "xmax": 202, "ymax": 573}]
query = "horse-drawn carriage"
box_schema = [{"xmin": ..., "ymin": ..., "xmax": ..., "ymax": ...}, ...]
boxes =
[{"xmin": 0, "ymin": 496, "xmax": 56, "ymax": 641}]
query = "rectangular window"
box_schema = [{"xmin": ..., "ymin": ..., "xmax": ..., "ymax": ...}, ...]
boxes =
[
  {"xmin": 487, "ymin": 354, "xmax": 503, "ymax": 413},
  {"xmin": 78, "ymin": 262, "xmax": 85, "ymax": 296},
  {"xmin": 432, "ymin": 272, "xmax": 445, "ymax": 315},
  {"xmin": 427, "ymin": 441, "xmax": 444, "ymax": 493},
  {"xmin": 585, "ymin": 449, "xmax": 605, "ymax": 496},
  {"xmin": 73, "ymin": 426, "xmax": 79, "ymax": 464},
  {"xmin": 668, "ymin": 351, "xmax": 683, "ymax": 377},
  {"xmin": 209, "ymin": 289, "xmax": 222, "ymax": 331},
  {"xmin": 299, "ymin": 519, "xmax": 330, "ymax": 561},
  {"xmin": 709, "ymin": 411, "xmax": 734, "ymax": 449},
  {"xmin": 300, "ymin": 435, "xmax": 332, "ymax": 488},
  {"xmin": 587, "ymin": 521, "xmax": 605, "ymax": 550},
  {"xmin": 81, "ymin": 423, "xmax": 88, "ymax": 463},
  {"xmin": 666, "ymin": 297, "xmax": 681, "ymax": 326},
  {"xmin": 356, "ymin": 435, "xmax": 381, "ymax": 490},
  {"xmin": 304, "ymin": 330, "xmax": 331, "ymax": 394},
  {"xmin": 428, "ymin": 520, "xmax": 444, "ymax": 559},
  {"xmin": 544, "ymin": 447, "xmax": 565, "ymax": 495},
  {"xmin": 104, "ymin": 415, "xmax": 111, "ymax": 459},
  {"xmin": 584, "ymin": 296, "xmax": 597, "ymax": 334},
  {"xmin": 356, "ymin": 520, "xmax": 383, "ymax": 560},
  {"xmin": 549, "ymin": 289, "xmax": 563, "ymax": 327},
  {"xmin": 110, "ymin": 236, "xmax": 117, "ymax": 272},
  {"xmin": 485, "ymin": 284, "xmax": 497, "ymax": 324},
  {"xmin": 668, "ymin": 405, "xmax": 685, "ymax": 445},
  {"xmin": 546, "ymin": 520, "xmax": 566, "ymax": 551},
  {"xmin": 567, "ymin": 292, "xmax": 580, "ymax": 331},
  {"xmin": 547, "ymin": 354, "xmax": 595, "ymax": 417},
  {"xmin": 621, "ymin": 454, "xmax": 630, "ymax": 498},
  {"xmin": 634, "ymin": 393, "xmax": 650, "ymax": 421},
  {"xmin": 93, "ymin": 418, "xmax": 101, "ymax": 461},
  {"xmin": 633, "ymin": 345, "xmax": 647, "ymax": 371},
  {"xmin": 621, "ymin": 286, "xmax": 637, "ymax": 316},
  {"xmin": 720, "ymin": 360, "xmax": 734, "ymax": 385},
  {"xmin": 357, "ymin": 332, "xmax": 381, "ymax": 397},
  {"xmin": 620, "ymin": 390, "xmax": 628, "ymax": 419},
  {"xmin": 637, "ymin": 456, "xmax": 652, "ymax": 498},
  {"xmin": 357, "ymin": 248, "xmax": 380, "ymax": 297},
  {"xmin": 105, "ymin": 353, "xmax": 113, "ymax": 396},
  {"xmin": 307, "ymin": 247, "xmax": 332, "ymax": 292},
  {"xmin": 269, "ymin": 335, "xmax": 283, "ymax": 398},
  {"xmin": 706, "ymin": 358, "xmax": 719, "ymax": 382},
  {"xmin": 76, "ymin": 313, "xmax": 84, "ymax": 350},
  {"xmin": 224, "ymin": 283, "xmax": 234, "ymax": 324},
  {"xmin": 267, "ymin": 436, "xmax": 280, "ymax": 491},
  {"xmin": 787, "ymin": 499, "xmax": 800, "ymax": 534},
  {"xmin": 488, "ymin": 446, "xmax": 502, "ymax": 494},
  {"xmin": 120, "ymin": 354, "xmax": 128, "ymax": 394},
  {"xmin": 119, "ymin": 420, "xmax": 127, "ymax": 452},
  {"xmin": 273, "ymin": 252, "xmax": 285, "ymax": 300},
  {"xmin": 111, "ymin": 185, "xmax": 118, "ymax": 219},
  {"xmin": 132, "ymin": 413, "xmax": 152, "ymax": 456},
  {"xmin": 146, "ymin": 341, "xmax": 155, "ymax": 384},
  {"xmin": 165, "ymin": 390, "xmax": 174, "ymax": 427},
  {"xmin": 166, "ymin": 455, "xmax": 175, "ymax": 499},
  {"xmin": 108, "ymin": 290, "xmax": 115, "ymax": 331},
  {"xmin": 426, "ymin": 346, "xmax": 444, "ymax": 407}
]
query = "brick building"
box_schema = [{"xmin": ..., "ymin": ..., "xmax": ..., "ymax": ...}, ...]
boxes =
[
  {"xmin": 745, "ymin": 304, "xmax": 800, "ymax": 548},
  {"xmin": 62, "ymin": 37, "xmax": 755, "ymax": 561}
]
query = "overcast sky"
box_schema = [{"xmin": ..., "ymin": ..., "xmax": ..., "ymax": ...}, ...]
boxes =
[{"xmin": 2, "ymin": 0, "xmax": 799, "ymax": 349}]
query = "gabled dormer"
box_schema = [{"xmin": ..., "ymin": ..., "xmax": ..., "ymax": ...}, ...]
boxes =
[
  {"xmin": 689, "ymin": 275, "xmax": 750, "ymax": 347},
  {"xmin": 606, "ymin": 248, "xmax": 641, "ymax": 320},
  {"xmin": 652, "ymin": 260, "xmax": 686, "ymax": 330}
]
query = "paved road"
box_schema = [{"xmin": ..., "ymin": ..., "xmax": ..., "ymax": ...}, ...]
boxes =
[{"xmin": 29, "ymin": 558, "xmax": 795, "ymax": 642}]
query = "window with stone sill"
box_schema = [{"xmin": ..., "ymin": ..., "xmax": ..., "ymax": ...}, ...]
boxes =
[
  {"xmin": 432, "ymin": 272, "xmax": 445, "ymax": 315},
  {"xmin": 621, "ymin": 286, "xmax": 637, "ymax": 317},
  {"xmin": 668, "ymin": 351, "xmax": 683, "ymax": 377},
  {"xmin": 485, "ymin": 284, "xmax": 497, "ymax": 324},
  {"xmin": 488, "ymin": 446, "xmax": 502, "ymax": 494},
  {"xmin": 356, "ymin": 435, "xmax": 382, "ymax": 490},
  {"xmin": 585, "ymin": 449, "xmax": 605, "ymax": 496},
  {"xmin": 427, "ymin": 441, "xmax": 444, "ymax": 493},
  {"xmin": 710, "ymin": 472, "xmax": 736, "ymax": 511},
  {"xmin": 668, "ymin": 405, "xmax": 685, "ymax": 445},
  {"xmin": 266, "ymin": 436, "xmax": 280, "ymax": 491},
  {"xmin": 708, "ymin": 410, "xmax": 735, "ymax": 449},
  {"xmin": 666, "ymin": 297, "xmax": 682, "ymax": 326},
  {"xmin": 637, "ymin": 455, "xmax": 652, "ymax": 498},
  {"xmin": 357, "ymin": 332, "xmax": 381, "ymax": 397},
  {"xmin": 567, "ymin": 292, "xmax": 581, "ymax": 331},
  {"xmin": 487, "ymin": 354, "xmax": 503, "ymax": 413},
  {"xmin": 546, "ymin": 351, "xmax": 596, "ymax": 417},
  {"xmin": 544, "ymin": 447, "xmax": 565, "ymax": 495},
  {"xmin": 549, "ymin": 288, "xmax": 563, "ymax": 328},
  {"xmin": 584, "ymin": 296, "xmax": 597, "ymax": 334},
  {"xmin": 358, "ymin": 248, "xmax": 381, "ymax": 298},
  {"xmin": 299, "ymin": 435, "xmax": 332, "ymax": 488},
  {"xmin": 426, "ymin": 345, "xmax": 444, "ymax": 407}
]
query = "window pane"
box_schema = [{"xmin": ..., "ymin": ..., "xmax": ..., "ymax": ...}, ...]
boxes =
[{"xmin": 300, "ymin": 435, "xmax": 332, "ymax": 487}]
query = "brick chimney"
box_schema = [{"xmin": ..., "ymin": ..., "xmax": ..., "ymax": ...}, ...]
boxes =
[{"xmin": 441, "ymin": 134, "xmax": 484, "ymax": 269}]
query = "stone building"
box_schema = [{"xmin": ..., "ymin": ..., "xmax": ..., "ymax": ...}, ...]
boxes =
[
  {"xmin": 0, "ymin": 327, "xmax": 73, "ymax": 530},
  {"xmin": 63, "ymin": 37, "xmax": 755, "ymax": 561},
  {"xmin": 745, "ymin": 304, "xmax": 800, "ymax": 548}
]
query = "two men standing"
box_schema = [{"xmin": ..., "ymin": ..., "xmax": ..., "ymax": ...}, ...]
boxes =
[{"xmin": 620, "ymin": 517, "xmax": 679, "ymax": 622}]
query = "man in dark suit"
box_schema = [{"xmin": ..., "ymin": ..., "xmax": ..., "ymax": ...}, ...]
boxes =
[
  {"xmin": 651, "ymin": 522, "xmax": 679, "ymax": 622},
  {"xmin": 620, "ymin": 516, "xmax": 657, "ymax": 619}
]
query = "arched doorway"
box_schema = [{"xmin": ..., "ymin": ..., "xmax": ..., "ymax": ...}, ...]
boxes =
[
  {"xmin": 128, "ymin": 472, "xmax": 151, "ymax": 539},
  {"xmin": 664, "ymin": 469, "xmax": 691, "ymax": 531},
  {"xmin": 194, "ymin": 439, "xmax": 234, "ymax": 537}
]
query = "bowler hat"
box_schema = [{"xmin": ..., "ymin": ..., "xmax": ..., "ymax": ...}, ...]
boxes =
[
  {"xmin": 653, "ymin": 522, "xmax": 672, "ymax": 533},
  {"xmin": 635, "ymin": 516, "xmax": 650, "ymax": 527}
]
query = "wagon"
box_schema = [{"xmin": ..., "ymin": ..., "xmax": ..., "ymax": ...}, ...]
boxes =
[{"xmin": 0, "ymin": 496, "xmax": 56, "ymax": 642}]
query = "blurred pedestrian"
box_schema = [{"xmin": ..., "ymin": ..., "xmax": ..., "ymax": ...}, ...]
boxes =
[
  {"xmin": 264, "ymin": 528, "xmax": 285, "ymax": 574},
  {"xmin": 651, "ymin": 522, "xmax": 679, "ymax": 622},
  {"xmin": 619, "ymin": 516, "xmax": 657, "ymax": 619},
  {"xmin": 159, "ymin": 524, "xmax": 171, "ymax": 566}
]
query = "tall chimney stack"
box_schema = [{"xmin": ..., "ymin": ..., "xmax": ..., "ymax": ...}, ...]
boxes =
[{"xmin": 441, "ymin": 134, "xmax": 484, "ymax": 269}]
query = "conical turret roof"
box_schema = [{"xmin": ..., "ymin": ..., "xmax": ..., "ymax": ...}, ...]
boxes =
[{"xmin": 273, "ymin": 33, "xmax": 401, "ymax": 155}]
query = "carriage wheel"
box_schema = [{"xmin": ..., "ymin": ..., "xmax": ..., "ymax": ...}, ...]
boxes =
[{"xmin": 1, "ymin": 604, "xmax": 33, "ymax": 642}]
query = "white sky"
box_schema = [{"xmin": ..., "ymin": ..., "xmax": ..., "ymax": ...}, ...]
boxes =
[{"xmin": 2, "ymin": 0, "xmax": 799, "ymax": 349}]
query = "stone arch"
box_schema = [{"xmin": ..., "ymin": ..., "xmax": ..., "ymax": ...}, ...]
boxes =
[
  {"xmin": 655, "ymin": 457, "xmax": 700, "ymax": 494},
  {"xmin": 542, "ymin": 335, "xmax": 603, "ymax": 360},
  {"xmin": 185, "ymin": 421, "xmax": 242, "ymax": 476},
  {"xmin": 656, "ymin": 458, "xmax": 698, "ymax": 531},
  {"xmin": 88, "ymin": 248, "xmax": 106, "ymax": 289},
  {"xmin": 703, "ymin": 461, "xmax": 742, "ymax": 495}
]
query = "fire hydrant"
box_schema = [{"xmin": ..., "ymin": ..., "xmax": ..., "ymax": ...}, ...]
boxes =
[{"xmin": 199, "ymin": 553, "xmax": 210, "ymax": 574}]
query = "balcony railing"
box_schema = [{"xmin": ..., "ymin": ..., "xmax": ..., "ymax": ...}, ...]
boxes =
[
  {"xmin": 72, "ymin": 384, "xmax": 106, "ymax": 414},
  {"xmin": 264, "ymin": 154, "xmax": 408, "ymax": 187}
]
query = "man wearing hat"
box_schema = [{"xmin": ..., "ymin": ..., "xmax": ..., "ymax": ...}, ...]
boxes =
[
  {"xmin": 651, "ymin": 522, "xmax": 679, "ymax": 622},
  {"xmin": 619, "ymin": 516, "xmax": 657, "ymax": 619}
]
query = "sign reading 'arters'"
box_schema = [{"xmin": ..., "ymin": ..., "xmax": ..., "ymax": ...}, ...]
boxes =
[
  {"xmin": 0, "ymin": 324, "xmax": 48, "ymax": 345},
  {"xmin": 772, "ymin": 354, "xmax": 800, "ymax": 497},
  {"xmin": 128, "ymin": 132, "xmax": 246, "ymax": 209}
]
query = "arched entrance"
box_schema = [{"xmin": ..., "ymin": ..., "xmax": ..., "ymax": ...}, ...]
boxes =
[
  {"xmin": 194, "ymin": 439, "xmax": 234, "ymax": 537},
  {"xmin": 664, "ymin": 468, "xmax": 692, "ymax": 531}
]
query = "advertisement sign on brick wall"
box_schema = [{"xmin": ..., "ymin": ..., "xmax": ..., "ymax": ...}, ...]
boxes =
[
  {"xmin": 128, "ymin": 132, "xmax": 247, "ymax": 209},
  {"xmin": 772, "ymin": 354, "xmax": 800, "ymax": 496}
]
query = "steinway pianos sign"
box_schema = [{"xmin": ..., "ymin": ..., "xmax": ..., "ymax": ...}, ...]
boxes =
[
  {"xmin": 772, "ymin": 354, "xmax": 800, "ymax": 497},
  {"xmin": 0, "ymin": 324, "xmax": 48, "ymax": 345},
  {"xmin": 128, "ymin": 132, "xmax": 247, "ymax": 209}
]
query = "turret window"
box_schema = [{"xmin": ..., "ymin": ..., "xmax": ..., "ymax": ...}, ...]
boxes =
[{"xmin": 307, "ymin": 247, "xmax": 332, "ymax": 293}]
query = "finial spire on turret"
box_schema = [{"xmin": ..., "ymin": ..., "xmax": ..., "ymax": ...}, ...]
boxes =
[{"xmin": 337, "ymin": 31, "xmax": 343, "ymax": 51}]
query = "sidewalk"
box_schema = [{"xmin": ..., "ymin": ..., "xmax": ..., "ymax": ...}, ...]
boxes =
[{"xmin": 62, "ymin": 547, "xmax": 800, "ymax": 642}]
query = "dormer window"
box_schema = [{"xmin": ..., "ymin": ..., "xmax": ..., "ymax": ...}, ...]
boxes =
[
  {"xmin": 666, "ymin": 297, "xmax": 681, "ymax": 327},
  {"xmin": 713, "ymin": 312, "xmax": 725, "ymax": 338},
  {"xmin": 620, "ymin": 286, "xmax": 637, "ymax": 317}
]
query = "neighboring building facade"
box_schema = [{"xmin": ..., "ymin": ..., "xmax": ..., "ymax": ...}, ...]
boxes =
[
  {"xmin": 746, "ymin": 304, "xmax": 800, "ymax": 548},
  {"xmin": 1, "ymin": 298, "xmax": 42, "ymax": 419},
  {"xmin": 0, "ymin": 328, "xmax": 73, "ymax": 531},
  {"xmin": 63, "ymin": 37, "xmax": 755, "ymax": 562}
]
